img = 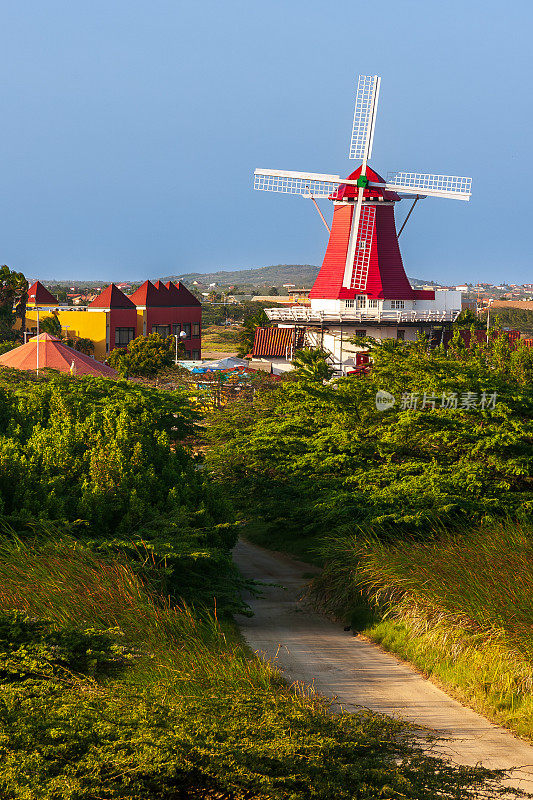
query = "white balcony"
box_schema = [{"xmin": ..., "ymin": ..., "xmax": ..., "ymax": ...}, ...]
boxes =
[{"xmin": 264, "ymin": 307, "xmax": 460, "ymax": 324}]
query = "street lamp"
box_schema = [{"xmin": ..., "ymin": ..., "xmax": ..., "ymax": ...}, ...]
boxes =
[{"xmin": 174, "ymin": 330, "xmax": 187, "ymax": 364}]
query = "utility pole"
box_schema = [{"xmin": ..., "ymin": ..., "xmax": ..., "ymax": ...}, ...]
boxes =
[{"xmin": 36, "ymin": 309, "xmax": 40, "ymax": 376}]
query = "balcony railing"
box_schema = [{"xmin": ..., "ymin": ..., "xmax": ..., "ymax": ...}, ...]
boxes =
[{"xmin": 264, "ymin": 307, "xmax": 460, "ymax": 324}]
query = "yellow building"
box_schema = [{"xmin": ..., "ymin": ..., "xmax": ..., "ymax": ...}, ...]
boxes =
[{"xmin": 20, "ymin": 280, "xmax": 202, "ymax": 361}]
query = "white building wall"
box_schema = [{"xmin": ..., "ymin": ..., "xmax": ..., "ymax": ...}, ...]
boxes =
[
  {"xmin": 413, "ymin": 289, "xmax": 462, "ymax": 312},
  {"xmin": 310, "ymin": 298, "xmax": 342, "ymax": 314}
]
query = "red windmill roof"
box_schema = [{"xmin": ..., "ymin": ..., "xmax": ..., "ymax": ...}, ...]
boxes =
[
  {"xmin": 89, "ymin": 284, "xmax": 136, "ymax": 309},
  {"xmin": 165, "ymin": 281, "xmax": 201, "ymax": 307},
  {"xmin": 0, "ymin": 334, "xmax": 117, "ymax": 377},
  {"xmin": 331, "ymin": 165, "xmax": 400, "ymax": 202},
  {"xmin": 27, "ymin": 281, "xmax": 58, "ymax": 305}
]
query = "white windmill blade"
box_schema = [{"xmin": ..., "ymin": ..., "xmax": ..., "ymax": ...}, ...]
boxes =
[
  {"xmin": 374, "ymin": 172, "xmax": 472, "ymax": 201},
  {"xmin": 349, "ymin": 75, "xmax": 381, "ymax": 164},
  {"xmin": 254, "ymin": 168, "xmax": 350, "ymax": 198}
]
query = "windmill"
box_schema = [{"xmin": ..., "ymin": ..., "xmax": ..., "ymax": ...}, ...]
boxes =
[{"xmin": 254, "ymin": 75, "xmax": 472, "ymax": 302}]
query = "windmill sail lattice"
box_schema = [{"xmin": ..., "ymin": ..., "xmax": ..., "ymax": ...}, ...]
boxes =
[
  {"xmin": 253, "ymin": 169, "xmax": 343, "ymax": 198},
  {"xmin": 349, "ymin": 75, "xmax": 380, "ymax": 161},
  {"xmin": 383, "ymin": 172, "xmax": 472, "ymax": 201},
  {"xmin": 350, "ymin": 206, "xmax": 376, "ymax": 291}
]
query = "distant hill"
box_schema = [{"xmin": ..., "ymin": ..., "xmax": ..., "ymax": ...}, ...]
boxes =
[
  {"xmin": 165, "ymin": 265, "xmax": 320, "ymax": 290},
  {"xmin": 166, "ymin": 265, "xmax": 434, "ymax": 291}
]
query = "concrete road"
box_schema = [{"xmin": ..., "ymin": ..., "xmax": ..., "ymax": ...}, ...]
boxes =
[{"xmin": 233, "ymin": 538, "xmax": 533, "ymax": 795}]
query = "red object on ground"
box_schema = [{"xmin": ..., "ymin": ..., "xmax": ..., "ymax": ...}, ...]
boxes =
[{"xmin": 0, "ymin": 334, "xmax": 117, "ymax": 377}]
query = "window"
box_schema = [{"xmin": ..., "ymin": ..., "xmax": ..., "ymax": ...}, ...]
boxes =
[
  {"xmin": 354, "ymin": 329, "xmax": 367, "ymax": 338},
  {"xmin": 172, "ymin": 323, "xmax": 181, "ymax": 335},
  {"xmin": 114, "ymin": 327, "xmax": 135, "ymax": 347},
  {"xmin": 356, "ymin": 295, "xmax": 367, "ymax": 308},
  {"xmin": 368, "ymin": 299, "xmax": 379, "ymax": 308},
  {"xmin": 183, "ymin": 323, "xmax": 191, "ymax": 339},
  {"xmin": 345, "ymin": 299, "xmax": 355, "ymax": 309},
  {"xmin": 192, "ymin": 322, "xmax": 200, "ymax": 337},
  {"xmin": 390, "ymin": 300, "xmax": 405, "ymax": 310},
  {"xmin": 397, "ymin": 329, "xmax": 405, "ymax": 341},
  {"xmin": 191, "ymin": 349, "xmax": 200, "ymax": 360},
  {"xmin": 152, "ymin": 324, "xmax": 170, "ymax": 337}
]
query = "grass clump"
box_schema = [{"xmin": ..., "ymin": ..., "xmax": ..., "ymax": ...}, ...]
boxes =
[
  {"xmin": 0, "ymin": 535, "xmax": 513, "ymax": 799},
  {"xmin": 315, "ymin": 523, "xmax": 533, "ymax": 740}
]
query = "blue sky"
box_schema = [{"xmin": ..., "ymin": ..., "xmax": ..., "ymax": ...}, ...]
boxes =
[{"xmin": 0, "ymin": 0, "xmax": 531, "ymax": 284}]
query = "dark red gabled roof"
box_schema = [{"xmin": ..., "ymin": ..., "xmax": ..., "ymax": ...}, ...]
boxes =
[
  {"xmin": 27, "ymin": 281, "xmax": 58, "ymax": 305},
  {"xmin": 165, "ymin": 281, "xmax": 201, "ymax": 307},
  {"xmin": 153, "ymin": 280, "xmax": 172, "ymax": 305},
  {"xmin": 128, "ymin": 280, "xmax": 162, "ymax": 307},
  {"xmin": 89, "ymin": 284, "xmax": 136, "ymax": 309}
]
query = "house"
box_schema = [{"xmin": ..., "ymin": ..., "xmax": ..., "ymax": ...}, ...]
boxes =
[{"xmin": 20, "ymin": 280, "xmax": 201, "ymax": 360}]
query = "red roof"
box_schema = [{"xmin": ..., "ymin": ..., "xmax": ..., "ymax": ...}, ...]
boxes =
[
  {"xmin": 0, "ymin": 334, "xmax": 117, "ymax": 377},
  {"xmin": 251, "ymin": 327, "xmax": 295, "ymax": 357},
  {"xmin": 27, "ymin": 281, "xmax": 58, "ymax": 305},
  {"xmin": 165, "ymin": 280, "xmax": 201, "ymax": 307},
  {"xmin": 89, "ymin": 284, "xmax": 136, "ymax": 309},
  {"xmin": 128, "ymin": 280, "xmax": 163, "ymax": 307},
  {"xmin": 127, "ymin": 279, "xmax": 201, "ymax": 307},
  {"xmin": 153, "ymin": 280, "xmax": 172, "ymax": 304},
  {"xmin": 331, "ymin": 165, "xmax": 400, "ymax": 202}
]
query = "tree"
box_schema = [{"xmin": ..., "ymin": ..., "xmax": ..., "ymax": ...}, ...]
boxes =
[
  {"xmin": 40, "ymin": 314, "xmax": 62, "ymax": 337},
  {"xmin": 73, "ymin": 338, "xmax": 95, "ymax": 355},
  {"xmin": 454, "ymin": 308, "xmax": 485, "ymax": 329},
  {"xmin": 0, "ymin": 265, "xmax": 28, "ymax": 341},
  {"xmin": 238, "ymin": 308, "xmax": 270, "ymax": 357},
  {"xmin": 107, "ymin": 333, "xmax": 174, "ymax": 377},
  {"xmin": 291, "ymin": 348, "xmax": 334, "ymax": 381},
  {"xmin": 269, "ymin": 287, "xmax": 279, "ymax": 296}
]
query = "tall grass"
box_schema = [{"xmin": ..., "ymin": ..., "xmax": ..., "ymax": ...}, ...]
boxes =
[
  {"xmin": 0, "ymin": 534, "xmax": 273, "ymax": 692},
  {"xmin": 358, "ymin": 523, "xmax": 533, "ymax": 663},
  {"xmin": 314, "ymin": 523, "xmax": 533, "ymax": 737},
  {"xmin": 0, "ymin": 534, "xmax": 511, "ymax": 798}
]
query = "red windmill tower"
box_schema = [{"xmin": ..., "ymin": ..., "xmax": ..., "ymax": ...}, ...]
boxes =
[{"xmin": 252, "ymin": 75, "xmax": 472, "ymax": 370}]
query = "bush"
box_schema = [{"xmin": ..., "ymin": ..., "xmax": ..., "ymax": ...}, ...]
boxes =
[
  {"xmin": 205, "ymin": 338, "xmax": 533, "ymax": 547},
  {"xmin": 0, "ymin": 371, "xmax": 244, "ymax": 615},
  {"xmin": 107, "ymin": 333, "xmax": 174, "ymax": 377}
]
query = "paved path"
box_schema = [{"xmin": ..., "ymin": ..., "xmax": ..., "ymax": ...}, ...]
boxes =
[{"xmin": 233, "ymin": 539, "xmax": 533, "ymax": 795}]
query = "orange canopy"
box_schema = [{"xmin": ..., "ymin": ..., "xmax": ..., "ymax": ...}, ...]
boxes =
[{"xmin": 0, "ymin": 333, "xmax": 117, "ymax": 377}]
